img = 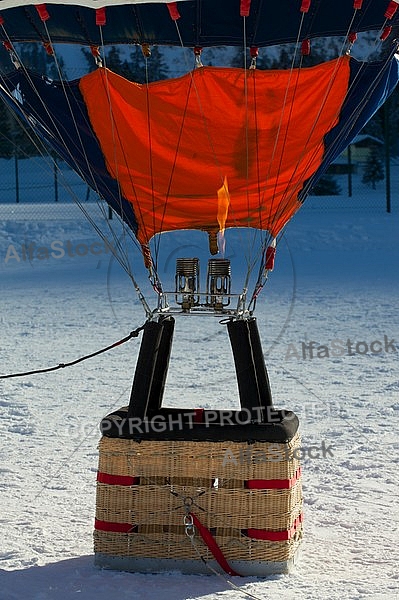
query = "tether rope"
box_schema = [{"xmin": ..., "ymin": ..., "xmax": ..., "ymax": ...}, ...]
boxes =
[
  {"xmin": 187, "ymin": 533, "xmax": 269, "ymax": 600},
  {"xmin": 0, "ymin": 322, "xmax": 146, "ymax": 379}
]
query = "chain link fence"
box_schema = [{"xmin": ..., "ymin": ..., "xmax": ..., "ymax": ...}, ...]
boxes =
[
  {"xmin": 0, "ymin": 156, "xmax": 94, "ymax": 220},
  {"xmin": 0, "ymin": 154, "xmax": 397, "ymax": 222}
]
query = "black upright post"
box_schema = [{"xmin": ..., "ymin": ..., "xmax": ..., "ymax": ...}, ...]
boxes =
[
  {"xmin": 227, "ymin": 319, "xmax": 264, "ymax": 422},
  {"xmin": 147, "ymin": 317, "xmax": 175, "ymax": 415},
  {"xmin": 247, "ymin": 318, "xmax": 273, "ymax": 411},
  {"xmin": 127, "ymin": 320, "xmax": 164, "ymax": 421}
]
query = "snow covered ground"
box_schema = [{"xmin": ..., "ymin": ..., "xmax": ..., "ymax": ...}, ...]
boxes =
[{"xmin": 0, "ymin": 171, "xmax": 398, "ymax": 599}]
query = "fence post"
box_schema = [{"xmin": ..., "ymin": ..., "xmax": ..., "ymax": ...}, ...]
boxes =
[
  {"xmin": 347, "ymin": 144, "xmax": 352, "ymax": 197},
  {"xmin": 54, "ymin": 155, "xmax": 58, "ymax": 202},
  {"xmin": 384, "ymin": 101, "xmax": 391, "ymax": 213},
  {"xmin": 14, "ymin": 152, "xmax": 19, "ymax": 203}
]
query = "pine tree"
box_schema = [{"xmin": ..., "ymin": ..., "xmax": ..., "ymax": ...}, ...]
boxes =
[
  {"xmin": 1, "ymin": 43, "xmax": 65, "ymax": 158},
  {"xmin": 105, "ymin": 46, "xmax": 125, "ymax": 74},
  {"xmin": 81, "ymin": 46, "xmax": 97, "ymax": 74},
  {"xmin": 13, "ymin": 42, "xmax": 65, "ymax": 79},
  {"xmin": 81, "ymin": 45, "xmax": 170, "ymax": 83},
  {"xmin": 144, "ymin": 46, "xmax": 169, "ymax": 82},
  {"xmin": 311, "ymin": 174, "xmax": 341, "ymax": 196},
  {"xmin": 362, "ymin": 147, "xmax": 384, "ymax": 189}
]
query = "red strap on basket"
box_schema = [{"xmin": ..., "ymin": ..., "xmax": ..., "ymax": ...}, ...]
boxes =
[
  {"xmin": 245, "ymin": 513, "xmax": 304, "ymax": 541},
  {"xmin": 245, "ymin": 467, "xmax": 302, "ymax": 489},
  {"xmin": 190, "ymin": 512, "xmax": 240, "ymax": 576},
  {"xmin": 95, "ymin": 518, "xmax": 137, "ymax": 533},
  {"xmin": 97, "ymin": 471, "xmax": 140, "ymax": 486}
]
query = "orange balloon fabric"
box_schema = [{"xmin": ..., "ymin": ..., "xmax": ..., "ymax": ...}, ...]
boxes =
[{"xmin": 79, "ymin": 57, "xmax": 350, "ymax": 244}]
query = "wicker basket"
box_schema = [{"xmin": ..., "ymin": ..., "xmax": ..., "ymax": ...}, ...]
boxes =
[
  {"xmin": 94, "ymin": 318, "xmax": 303, "ymax": 575},
  {"xmin": 94, "ymin": 433, "xmax": 303, "ymax": 575}
]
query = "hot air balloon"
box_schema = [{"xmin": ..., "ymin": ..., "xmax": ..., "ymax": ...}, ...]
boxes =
[{"xmin": 0, "ymin": 0, "xmax": 398, "ymax": 577}]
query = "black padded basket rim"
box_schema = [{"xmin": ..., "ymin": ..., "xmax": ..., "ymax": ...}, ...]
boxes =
[{"xmin": 100, "ymin": 407, "xmax": 299, "ymax": 442}]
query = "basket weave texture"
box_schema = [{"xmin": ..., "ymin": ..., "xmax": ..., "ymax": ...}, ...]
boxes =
[{"xmin": 94, "ymin": 434, "xmax": 303, "ymax": 564}]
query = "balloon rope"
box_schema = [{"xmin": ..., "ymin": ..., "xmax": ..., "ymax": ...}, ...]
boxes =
[
  {"xmin": 170, "ymin": 18, "xmax": 258, "ymax": 277},
  {"xmin": 0, "ymin": 27, "xmax": 154, "ymax": 316},
  {"xmin": 243, "ymin": 11, "xmax": 307, "ymax": 305},
  {"xmin": 4, "ymin": 26, "xmax": 140, "ymax": 276},
  {"xmin": 234, "ymin": 23, "xmax": 266, "ymax": 292},
  {"xmin": 260, "ymin": 12, "xmax": 307, "ymax": 234},
  {"xmin": 95, "ymin": 26, "xmax": 142, "ymax": 273},
  {"xmin": 0, "ymin": 56, "xmax": 140, "ymax": 289},
  {"xmin": 152, "ymin": 74, "xmax": 195, "ymax": 269},
  {"xmin": 95, "ymin": 27, "xmax": 161, "ymax": 288},
  {"xmin": 265, "ymin": 6, "xmax": 383, "ymax": 237},
  {"xmin": 241, "ymin": 14, "xmax": 266, "ymax": 294},
  {"xmin": 247, "ymin": 7, "xmax": 367, "ymax": 302},
  {"xmin": 44, "ymin": 24, "xmax": 156, "ymax": 312},
  {"xmin": 142, "ymin": 52, "xmax": 158, "ymax": 272},
  {"xmin": 298, "ymin": 44, "xmax": 399, "ymax": 203}
]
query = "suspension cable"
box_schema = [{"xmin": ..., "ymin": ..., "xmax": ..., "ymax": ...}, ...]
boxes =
[{"xmin": 0, "ymin": 26, "xmax": 154, "ymax": 316}]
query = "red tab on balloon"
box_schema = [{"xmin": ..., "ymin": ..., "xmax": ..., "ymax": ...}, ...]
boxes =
[
  {"xmin": 380, "ymin": 25, "xmax": 392, "ymax": 40},
  {"xmin": 300, "ymin": 0, "xmax": 311, "ymax": 13},
  {"xmin": 91, "ymin": 45, "xmax": 100, "ymax": 59},
  {"xmin": 301, "ymin": 38, "xmax": 311, "ymax": 55},
  {"xmin": 167, "ymin": 2, "xmax": 180, "ymax": 21},
  {"xmin": 348, "ymin": 31, "xmax": 357, "ymax": 44},
  {"xmin": 43, "ymin": 41, "xmax": 53, "ymax": 56},
  {"xmin": 240, "ymin": 0, "xmax": 252, "ymax": 17},
  {"xmin": 96, "ymin": 7, "xmax": 106, "ymax": 26},
  {"xmin": 353, "ymin": 0, "xmax": 363, "ymax": 9},
  {"xmin": 35, "ymin": 4, "xmax": 50, "ymax": 22},
  {"xmin": 385, "ymin": 0, "xmax": 399, "ymax": 20},
  {"xmin": 265, "ymin": 245, "xmax": 276, "ymax": 270}
]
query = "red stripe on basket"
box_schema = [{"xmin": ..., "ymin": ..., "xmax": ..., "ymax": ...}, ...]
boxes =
[
  {"xmin": 245, "ymin": 513, "xmax": 303, "ymax": 541},
  {"xmin": 94, "ymin": 519, "xmax": 137, "ymax": 533},
  {"xmin": 97, "ymin": 472, "xmax": 139, "ymax": 486},
  {"xmin": 245, "ymin": 467, "xmax": 302, "ymax": 489}
]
